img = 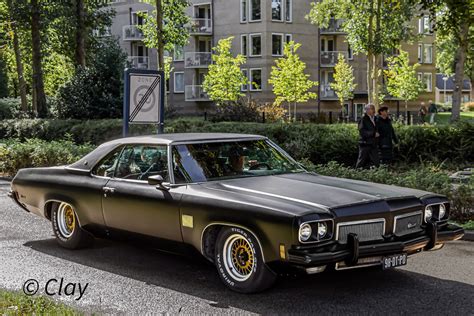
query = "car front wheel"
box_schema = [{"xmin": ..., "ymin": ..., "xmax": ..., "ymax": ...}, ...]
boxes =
[
  {"xmin": 214, "ymin": 226, "xmax": 276, "ymax": 293},
  {"xmin": 51, "ymin": 202, "xmax": 93, "ymax": 249}
]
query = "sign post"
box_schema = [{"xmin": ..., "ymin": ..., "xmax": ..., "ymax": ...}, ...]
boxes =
[{"xmin": 123, "ymin": 68, "xmax": 165, "ymax": 137}]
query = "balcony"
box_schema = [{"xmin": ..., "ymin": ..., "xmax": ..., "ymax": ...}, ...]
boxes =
[
  {"xmin": 185, "ymin": 85, "xmax": 210, "ymax": 102},
  {"xmin": 188, "ymin": 18, "xmax": 212, "ymax": 35},
  {"xmin": 123, "ymin": 25, "xmax": 144, "ymax": 41},
  {"xmin": 320, "ymin": 19, "xmax": 345, "ymax": 34},
  {"xmin": 320, "ymin": 51, "xmax": 348, "ymax": 67},
  {"xmin": 185, "ymin": 52, "xmax": 212, "ymax": 68},
  {"xmin": 320, "ymin": 84, "xmax": 338, "ymax": 99},
  {"xmin": 127, "ymin": 56, "xmax": 149, "ymax": 69}
]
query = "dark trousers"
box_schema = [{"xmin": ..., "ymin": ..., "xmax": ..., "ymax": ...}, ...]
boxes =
[{"xmin": 356, "ymin": 144, "xmax": 380, "ymax": 168}]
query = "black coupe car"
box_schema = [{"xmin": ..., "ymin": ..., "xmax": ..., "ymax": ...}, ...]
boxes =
[{"xmin": 9, "ymin": 133, "xmax": 464, "ymax": 293}]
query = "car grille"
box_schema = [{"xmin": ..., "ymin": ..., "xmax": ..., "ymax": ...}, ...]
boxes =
[
  {"xmin": 394, "ymin": 212, "xmax": 423, "ymax": 236},
  {"xmin": 336, "ymin": 219, "xmax": 385, "ymax": 244}
]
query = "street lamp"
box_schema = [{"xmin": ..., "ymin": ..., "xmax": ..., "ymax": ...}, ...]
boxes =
[{"xmin": 443, "ymin": 76, "xmax": 448, "ymax": 103}]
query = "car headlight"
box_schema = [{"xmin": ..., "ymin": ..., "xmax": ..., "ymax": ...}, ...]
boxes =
[
  {"xmin": 438, "ymin": 203, "xmax": 446, "ymax": 219},
  {"xmin": 299, "ymin": 223, "xmax": 312, "ymax": 242},
  {"xmin": 317, "ymin": 222, "xmax": 328, "ymax": 239},
  {"xmin": 424, "ymin": 206, "xmax": 433, "ymax": 222}
]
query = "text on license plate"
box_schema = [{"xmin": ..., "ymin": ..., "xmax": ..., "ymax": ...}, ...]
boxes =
[{"xmin": 382, "ymin": 253, "xmax": 407, "ymax": 270}]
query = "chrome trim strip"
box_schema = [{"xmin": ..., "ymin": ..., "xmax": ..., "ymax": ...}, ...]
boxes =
[
  {"xmin": 335, "ymin": 218, "xmax": 386, "ymax": 242},
  {"xmin": 298, "ymin": 219, "xmax": 335, "ymax": 244},
  {"xmin": 424, "ymin": 202, "xmax": 448, "ymax": 222},
  {"xmin": 393, "ymin": 211, "xmax": 423, "ymax": 234},
  {"xmin": 200, "ymin": 222, "xmax": 266, "ymax": 262},
  {"xmin": 221, "ymin": 184, "xmax": 330, "ymax": 211}
]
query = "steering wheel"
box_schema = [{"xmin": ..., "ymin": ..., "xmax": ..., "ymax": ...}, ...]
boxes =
[{"xmin": 249, "ymin": 163, "xmax": 272, "ymax": 171}]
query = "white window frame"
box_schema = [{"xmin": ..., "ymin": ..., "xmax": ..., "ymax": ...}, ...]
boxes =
[
  {"xmin": 241, "ymin": 69, "xmax": 249, "ymax": 91},
  {"xmin": 240, "ymin": 0, "xmax": 247, "ymax": 23},
  {"xmin": 272, "ymin": 0, "xmax": 284, "ymax": 22},
  {"xmin": 285, "ymin": 0, "xmax": 292, "ymax": 22},
  {"xmin": 174, "ymin": 72, "xmax": 184, "ymax": 93},
  {"xmin": 418, "ymin": 44, "xmax": 423, "ymax": 63},
  {"xmin": 249, "ymin": 33, "xmax": 262, "ymax": 57},
  {"xmin": 241, "ymin": 34, "xmax": 248, "ymax": 56},
  {"xmin": 173, "ymin": 45, "xmax": 184, "ymax": 61},
  {"xmin": 285, "ymin": 34, "xmax": 292, "ymax": 43},
  {"xmin": 131, "ymin": 10, "xmax": 147, "ymax": 26},
  {"xmin": 423, "ymin": 44, "xmax": 433, "ymax": 64},
  {"xmin": 249, "ymin": 0, "xmax": 261, "ymax": 22},
  {"xmin": 272, "ymin": 33, "xmax": 284, "ymax": 56},
  {"xmin": 250, "ymin": 68, "xmax": 262, "ymax": 91},
  {"xmin": 423, "ymin": 73, "xmax": 432, "ymax": 92}
]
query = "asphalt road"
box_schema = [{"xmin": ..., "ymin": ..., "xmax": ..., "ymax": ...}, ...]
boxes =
[{"xmin": 0, "ymin": 180, "xmax": 473, "ymax": 315}]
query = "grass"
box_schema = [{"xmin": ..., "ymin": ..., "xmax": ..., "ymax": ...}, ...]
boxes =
[
  {"xmin": 0, "ymin": 289, "xmax": 79, "ymax": 315},
  {"xmin": 435, "ymin": 111, "xmax": 474, "ymax": 125},
  {"xmin": 459, "ymin": 220, "xmax": 474, "ymax": 231}
]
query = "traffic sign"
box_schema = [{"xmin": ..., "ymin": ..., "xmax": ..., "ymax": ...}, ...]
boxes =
[{"xmin": 123, "ymin": 69, "xmax": 165, "ymax": 136}]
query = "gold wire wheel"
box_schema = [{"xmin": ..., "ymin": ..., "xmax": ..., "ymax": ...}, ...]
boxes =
[
  {"xmin": 57, "ymin": 203, "xmax": 75, "ymax": 238},
  {"xmin": 223, "ymin": 234, "xmax": 255, "ymax": 281}
]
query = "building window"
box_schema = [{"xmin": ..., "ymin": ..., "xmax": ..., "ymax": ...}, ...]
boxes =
[
  {"xmin": 240, "ymin": 0, "xmax": 247, "ymax": 23},
  {"xmin": 419, "ymin": 16, "xmax": 431, "ymax": 34},
  {"xmin": 241, "ymin": 69, "xmax": 249, "ymax": 91},
  {"xmin": 250, "ymin": 68, "xmax": 262, "ymax": 91},
  {"xmin": 418, "ymin": 44, "xmax": 423, "ymax": 63},
  {"xmin": 285, "ymin": 34, "xmax": 292, "ymax": 43},
  {"xmin": 272, "ymin": 0, "xmax": 283, "ymax": 21},
  {"xmin": 250, "ymin": 34, "xmax": 262, "ymax": 56},
  {"xmin": 174, "ymin": 72, "xmax": 184, "ymax": 93},
  {"xmin": 241, "ymin": 34, "xmax": 248, "ymax": 56},
  {"xmin": 285, "ymin": 0, "xmax": 292, "ymax": 22},
  {"xmin": 348, "ymin": 44, "xmax": 353, "ymax": 60},
  {"xmin": 174, "ymin": 45, "xmax": 184, "ymax": 61},
  {"xmin": 272, "ymin": 34, "xmax": 284, "ymax": 56},
  {"xmin": 423, "ymin": 44, "xmax": 433, "ymax": 64},
  {"xmin": 250, "ymin": 0, "xmax": 261, "ymax": 21},
  {"xmin": 423, "ymin": 73, "xmax": 432, "ymax": 92}
]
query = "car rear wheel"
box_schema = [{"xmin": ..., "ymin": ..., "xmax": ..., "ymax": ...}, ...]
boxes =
[
  {"xmin": 51, "ymin": 202, "xmax": 93, "ymax": 249},
  {"xmin": 214, "ymin": 226, "xmax": 276, "ymax": 293}
]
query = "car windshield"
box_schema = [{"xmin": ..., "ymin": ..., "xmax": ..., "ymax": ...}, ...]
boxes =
[{"xmin": 171, "ymin": 139, "xmax": 305, "ymax": 183}]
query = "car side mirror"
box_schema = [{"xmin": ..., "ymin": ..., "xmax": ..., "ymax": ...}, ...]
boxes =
[{"xmin": 147, "ymin": 175, "xmax": 170, "ymax": 191}]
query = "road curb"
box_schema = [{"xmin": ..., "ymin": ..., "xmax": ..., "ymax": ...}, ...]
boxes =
[{"xmin": 461, "ymin": 230, "xmax": 474, "ymax": 242}]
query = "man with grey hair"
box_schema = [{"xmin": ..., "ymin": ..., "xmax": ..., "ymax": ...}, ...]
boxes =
[{"xmin": 356, "ymin": 103, "xmax": 380, "ymax": 168}]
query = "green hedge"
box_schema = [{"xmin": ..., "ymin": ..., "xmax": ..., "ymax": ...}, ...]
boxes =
[
  {"xmin": 308, "ymin": 161, "xmax": 473, "ymax": 222},
  {"xmin": 0, "ymin": 119, "xmax": 473, "ymax": 165}
]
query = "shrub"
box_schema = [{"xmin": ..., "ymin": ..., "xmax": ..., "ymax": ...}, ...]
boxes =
[
  {"xmin": 306, "ymin": 161, "xmax": 473, "ymax": 222},
  {"xmin": 0, "ymin": 98, "xmax": 20, "ymax": 119},
  {"xmin": 463, "ymin": 102, "xmax": 474, "ymax": 112},
  {"xmin": 0, "ymin": 139, "xmax": 94, "ymax": 176},
  {"xmin": 52, "ymin": 38, "xmax": 127, "ymax": 119},
  {"xmin": 210, "ymin": 98, "xmax": 263, "ymax": 123}
]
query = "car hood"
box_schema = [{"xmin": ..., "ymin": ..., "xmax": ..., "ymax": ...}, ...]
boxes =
[{"xmin": 199, "ymin": 172, "xmax": 434, "ymax": 212}]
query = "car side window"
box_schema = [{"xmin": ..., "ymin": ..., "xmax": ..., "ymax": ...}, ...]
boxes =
[
  {"xmin": 92, "ymin": 147, "xmax": 123, "ymax": 177},
  {"xmin": 114, "ymin": 145, "xmax": 169, "ymax": 181}
]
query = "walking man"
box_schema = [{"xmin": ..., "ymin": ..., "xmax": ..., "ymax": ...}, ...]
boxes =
[
  {"xmin": 356, "ymin": 104, "xmax": 380, "ymax": 168},
  {"xmin": 428, "ymin": 100, "xmax": 437, "ymax": 124},
  {"xmin": 376, "ymin": 106, "xmax": 398, "ymax": 164}
]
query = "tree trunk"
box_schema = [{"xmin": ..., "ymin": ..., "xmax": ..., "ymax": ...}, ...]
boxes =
[
  {"xmin": 75, "ymin": 0, "xmax": 86, "ymax": 67},
  {"xmin": 155, "ymin": 0, "xmax": 164, "ymax": 70},
  {"xmin": 372, "ymin": 0, "xmax": 382, "ymax": 109},
  {"xmin": 451, "ymin": 22, "xmax": 469, "ymax": 122},
  {"xmin": 367, "ymin": 51, "xmax": 373, "ymax": 104},
  {"xmin": 293, "ymin": 102, "xmax": 297, "ymax": 121},
  {"xmin": 7, "ymin": 0, "xmax": 28, "ymax": 111},
  {"xmin": 31, "ymin": 0, "xmax": 47, "ymax": 117},
  {"xmin": 287, "ymin": 101, "xmax": 291, "ymax": 121}
]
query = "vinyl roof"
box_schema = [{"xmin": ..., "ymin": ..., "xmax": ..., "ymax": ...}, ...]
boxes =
[{"xmin": 113, "ymin": 133, "xmax": 266, "ymax": 145}]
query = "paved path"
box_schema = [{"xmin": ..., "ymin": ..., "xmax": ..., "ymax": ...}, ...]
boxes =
[{"xmin": 0, "ymin": 181, "xmax": 473, "ymax": 315}]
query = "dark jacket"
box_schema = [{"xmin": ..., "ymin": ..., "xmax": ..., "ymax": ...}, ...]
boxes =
[
  {"xmin": 358, "ymin": 114, "xmax": 377, "ymax": 146},
  {"xmin": 428, "ymin": 103, "xmax": 438, "ymax": 113},
  {"xmin": 376, "ymin": 116, "xmax": 398, "ymax": 149}
]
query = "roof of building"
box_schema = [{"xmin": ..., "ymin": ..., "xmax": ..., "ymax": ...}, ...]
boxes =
[{"xmin": 436, "ymin": 74, "xmax": 472, "ymax": 91}]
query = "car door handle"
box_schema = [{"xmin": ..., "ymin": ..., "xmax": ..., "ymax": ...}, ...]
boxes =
[{"xmin": 103, "ymin": 187, "xmax": 116, "ymax": 194}]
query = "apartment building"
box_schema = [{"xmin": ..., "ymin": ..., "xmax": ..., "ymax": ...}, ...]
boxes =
[{"xmin": 107, "ymin": 0, "xmax": 437, "ymax": 119}]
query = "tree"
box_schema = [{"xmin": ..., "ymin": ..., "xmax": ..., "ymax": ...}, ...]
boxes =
[
  {"xmin": 307, "ymin": 0, "xmax": 415, "ymax": 108},
  {"xmin": 268, "ymin": 41, "xmax": 318, "ymax": 121},
  {"xmin": 384, "ymin": 49, "xmax": 424, "ymax": 120},
  {"xmin": 30, "ymin": 0, "xmax": 47, "ymax": 117},
  {"xmin": 138, "ymin": 0, "xmax": 190, "ymax": 70},
  {"xmin": 420, "ymin": 0, "xmax": 473, "ymax": 122},
  {"xmin": 203, "ymin": 37, "xmax": 247, "ymax": 105},
  {"xmin": 331, "ymin": 53, "xmax": 356, "ymax": 114}
]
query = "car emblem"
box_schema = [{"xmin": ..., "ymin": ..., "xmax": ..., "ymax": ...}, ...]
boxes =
[{"xmin": 407, "ymin": 222, "xmax": 418, "ymax": 229}]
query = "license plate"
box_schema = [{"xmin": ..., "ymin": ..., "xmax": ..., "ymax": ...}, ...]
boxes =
[{"xmin": 382, "ymin": 253, "xmax": 407, "ymax": 270}]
